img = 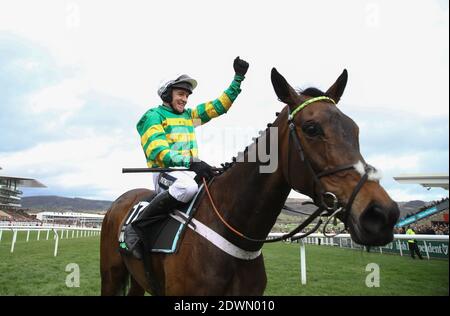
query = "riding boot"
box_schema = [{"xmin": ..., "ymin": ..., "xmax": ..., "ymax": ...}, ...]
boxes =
[
  {"xmin": 120, "ymin": 191, "xmax": 182, "ymax": 260},
  {"xmin": 136, "ymin": 190, "xmax": 181, "ymax": 223}
]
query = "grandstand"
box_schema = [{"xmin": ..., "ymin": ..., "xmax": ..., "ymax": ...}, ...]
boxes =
[
  {"xmin": 0, "ymin": 166, "xmax": 46, "ymax": 222},
  {"xmin": 0, "ymin": 167, "xmax": 46, "ymax": 210},
  {"xmin": 0, "ymin": 167, "xmax": 105, "ymax": 227},
  {"xmin": 396, "ymin": 198, "xmax": 449, "ymax": 227},
  {"xmin": 394, "ymin": 173, "xmax": 449, "ymax": 190},
  {"xmin": 394, "ymin": 173, "xmax": 449, "ymax": 230}
]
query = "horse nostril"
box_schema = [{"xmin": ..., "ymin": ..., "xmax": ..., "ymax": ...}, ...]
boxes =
[{"xmin": 360, "ymin": 204, "xmax": 396, "ymax": 235}]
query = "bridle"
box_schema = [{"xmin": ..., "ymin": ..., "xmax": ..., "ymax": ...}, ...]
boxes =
[
  {"xmin": 284, "ymin": 96, "xmax": 375, "ymax": 240},
  {"xmin": 203, "ymin": 96, "xmax": 376, "ymax": 244}
]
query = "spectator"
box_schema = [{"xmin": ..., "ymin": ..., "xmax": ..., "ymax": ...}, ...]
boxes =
[{"xmin": 406, "ymin": 225, "xmax": 423, "ymax": 260}]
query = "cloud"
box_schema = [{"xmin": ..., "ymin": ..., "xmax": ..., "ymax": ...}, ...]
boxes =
[
  {"xmin": 351, "ymin": 109, "xmax": 449, "ymax": 154},
  {"xmin": 28, "ymin": 79, "xmax": 86, "ymax": 113},
  {"xmin": 0, "ymin": 135, "xmax": 152, "ymax": 200},
  {"xmin": 0, "ymin": 32, "xmax": 75, "ymax": 152}
]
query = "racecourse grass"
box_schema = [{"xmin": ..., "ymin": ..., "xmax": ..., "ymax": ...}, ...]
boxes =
[{"xmin": 0, "ymin": 230, "xmax": 448, "ymax": 296}]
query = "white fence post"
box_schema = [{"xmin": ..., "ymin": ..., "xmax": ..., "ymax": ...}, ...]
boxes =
[
  {"xmin": 37, "ymin": 230, "xmax": 40, "ymax": 241},
  {"xmin": 398, "ymin": 240, "xmax": 403, "ymax": 256},
  {"xmin": 299, "ymin": 240, "xmax": 306, "ymax": 285},
  {"xmin": 0, "ymin": 229, "xmax": 3, "ymax": 243},
  {"xmin": 26, "ymin": 230, "xmax": 30, "ymax": 242},
  {"xmin": 53, "ymin": 229, "xmax": 59, "ymax": 257},
  {"xmin": 11, "ymin": 230, "xmax": 17, "ymax": 253}
]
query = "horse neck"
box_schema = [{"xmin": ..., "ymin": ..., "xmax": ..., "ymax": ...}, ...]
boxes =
[
  {"xmin": 205, "ymin": 108, "xmax": 312, "ymax": 250},
  {"xmin": 208, "ymin": 164, "xmax": 289, "ymax": 250}
]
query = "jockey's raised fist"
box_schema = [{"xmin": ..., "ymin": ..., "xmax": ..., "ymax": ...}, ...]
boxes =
[{"xmin": 233, "ymin": 56, "xmax": 249, "ymax": 77}]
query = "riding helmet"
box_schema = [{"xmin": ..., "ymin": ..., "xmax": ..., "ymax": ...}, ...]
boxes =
[{"xmin": 158, "ymin": 74, "xmax": 198, "ymax": 103}]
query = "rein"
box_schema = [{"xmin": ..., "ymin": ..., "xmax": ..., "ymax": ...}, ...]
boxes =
[{"xmin": 204, "ymin": 96, "xmax": 374, "ymax": 244}]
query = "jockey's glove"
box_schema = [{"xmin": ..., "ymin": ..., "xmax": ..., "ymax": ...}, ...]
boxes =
[
  {"xmin": 233, "ymin": 56, "xmax": 249, "ymax": 77},
  {"xmin": 189, "ymin": 159, "xmax": 216, "ymax": 181}
]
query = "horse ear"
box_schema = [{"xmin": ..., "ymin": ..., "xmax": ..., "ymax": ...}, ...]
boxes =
[
  {"xmin": 326, "ymin": 69, "xmax": 348, "ymax": 103},
  {"xmin": 271, "ymin": 68, "xmax": 298, "ymax": 106}
]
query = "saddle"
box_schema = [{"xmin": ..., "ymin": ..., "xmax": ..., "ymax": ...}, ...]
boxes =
[{"xmin": 119, "ymin": 184, "xmax": 204, "ymax": 255}]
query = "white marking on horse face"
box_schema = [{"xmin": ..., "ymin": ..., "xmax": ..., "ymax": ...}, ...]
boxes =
[
  {"xmin": 353, "ymin": 160, "xmax": 383, "ymax": 181},
  {"xmin": 354, "ymin": 160, "xmax": 366, "ymax": 176}
]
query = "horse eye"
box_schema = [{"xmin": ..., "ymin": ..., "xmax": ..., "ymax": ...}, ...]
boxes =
[{"xmin": 302, "ymin": 122, "xmax": 323, "ymax": 137}]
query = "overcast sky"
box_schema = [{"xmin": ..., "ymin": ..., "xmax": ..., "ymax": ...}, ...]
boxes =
[{"xmin": 0, "ymin": 0, "xmax": 448, "ymax": 202}]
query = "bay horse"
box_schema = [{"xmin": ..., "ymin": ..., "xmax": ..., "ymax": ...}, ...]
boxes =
[{"xmin": 100, "ymin": 68, "xmax": 400, "ymax": 295}]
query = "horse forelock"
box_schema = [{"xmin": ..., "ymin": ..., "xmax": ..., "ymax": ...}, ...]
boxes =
[{"xmin": 298, "ymin": 87, "xmax": 328, "ymax": 98}]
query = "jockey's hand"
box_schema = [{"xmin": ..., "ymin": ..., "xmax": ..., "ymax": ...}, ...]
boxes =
[
  {"xmin": 190, "ymin": 159, "xmax": 216, "ymax": 181},
  {"xmin": 233, "ymin": 56, "xmax": 249, "ymax": 77}
]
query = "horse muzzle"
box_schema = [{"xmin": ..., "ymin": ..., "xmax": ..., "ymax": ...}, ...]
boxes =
[{"xmin": 349, "ymin": 201, "xmax": 400, "ymax": 246}]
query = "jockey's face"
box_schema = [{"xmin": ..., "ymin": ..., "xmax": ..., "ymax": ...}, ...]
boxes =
[{"xmin": 171, "ymin": 88, "xmax": 190, "ymax": 114}]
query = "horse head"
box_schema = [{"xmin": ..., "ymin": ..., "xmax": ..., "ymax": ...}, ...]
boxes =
[{"xmin": 271, "ymin": 68, "xmax": 399, "ymax": 246}]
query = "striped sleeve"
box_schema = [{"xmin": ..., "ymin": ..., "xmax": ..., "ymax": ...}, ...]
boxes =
[
  {"xmin": 137, "ymin": 111, "xmax": 190, "ymax": 168},
  {"xmin": 188, "ymin": 74, "xmax": 244, "ymax": 126}
]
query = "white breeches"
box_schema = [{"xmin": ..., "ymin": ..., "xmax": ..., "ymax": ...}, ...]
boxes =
[{"xmin": 152, "ymin": 171, "xmax": 198, "ymax": 203}]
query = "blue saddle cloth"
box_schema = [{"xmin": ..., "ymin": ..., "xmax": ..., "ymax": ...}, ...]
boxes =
[{"xmin": 126, "ymin": 184, "xmax": 204, "ymax": 254}]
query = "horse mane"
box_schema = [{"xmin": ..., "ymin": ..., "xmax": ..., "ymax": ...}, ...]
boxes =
[
  {"xmin": 220, "ymin": 121, "xmax": 276, "ymax": 174},
  {"xmin": 220, "ymin": 131, "xmax": 267, "ymax": 173},
  {"xmin": 220, "ymin": 86, "xmax": 327, "ymax": 174}
]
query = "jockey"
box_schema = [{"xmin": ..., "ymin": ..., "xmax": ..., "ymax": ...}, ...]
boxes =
[{"xmin": 121, "ymin": 56, "xmax": 249, "ymax": 259}]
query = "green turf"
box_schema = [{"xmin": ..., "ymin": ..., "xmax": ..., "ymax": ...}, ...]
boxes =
[
  {"xmin": 0, "ymin": 230, "xmax": 100, "ymax": 295},
  {"xmin": 263, "ymin": 242, "xmax": 448, "ymax": 295},
  {"xmin": 0, "ymin": 230, "xmax": 448, "ymax": 295}
]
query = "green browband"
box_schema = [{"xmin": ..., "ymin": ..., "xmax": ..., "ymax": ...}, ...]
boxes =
[{"xmin": 289, "ymin": 96, "xmax": 336, "ymax": 121}]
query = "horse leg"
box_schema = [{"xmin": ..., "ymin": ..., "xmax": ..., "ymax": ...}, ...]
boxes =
[
  {"xmin": 123, "ymin": 255, "xmax": 163, "ymax": 296},
  {"xmin": 101, "ymin": 189, "xmax": 156, "ymax": 295},
  {"xmin": 100, "ymin": 208, "xmax": 130, "ymax": 296},
  {"xmin": 229, "ymin": 256, "xmax": 267, "ymax": 295},
  {"xmin": 100, "ymin": 253, "xmax": 129, "ymax": 296},
  {"xmin": 127, "ymin": 276, "xmax": 145, "ymax": 296}
]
